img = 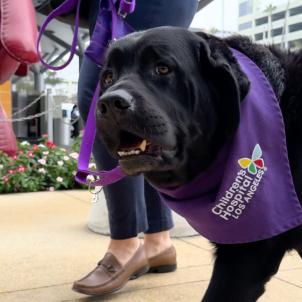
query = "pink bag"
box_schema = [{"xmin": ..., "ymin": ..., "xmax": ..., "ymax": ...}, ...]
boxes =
[
  {"xmin": 0, "ymin": 103, "xmax": 17, "ymax": 157},
  {"xmin": 0, "ymin": 0, "xmax": 40, "ymax": 84}
]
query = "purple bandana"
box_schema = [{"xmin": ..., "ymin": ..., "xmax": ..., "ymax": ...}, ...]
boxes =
[{"xmin": 155, "ymin": 48, "xmax": 302, "ymax": 244}]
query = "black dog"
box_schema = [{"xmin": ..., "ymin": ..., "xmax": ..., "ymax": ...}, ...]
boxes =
[{"xmin": 95, "ymin": 27, "xmax": 302, "ymax": 301}]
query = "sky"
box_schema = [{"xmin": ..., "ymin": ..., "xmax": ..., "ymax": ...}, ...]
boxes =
[{"xmin": 190, "ymin": 0, "xmax": 289, "ymax": 32}]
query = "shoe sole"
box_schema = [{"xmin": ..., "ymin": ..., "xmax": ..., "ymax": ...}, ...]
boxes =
[
  {"xmin": 72, "ymin": 262, "xmax": 149, "ymax": 296},
  {"xmin": 129, "ymin": 262, "xmax": 177, "ymax": 280},
  {"xmin": 148, "ymin": 262, "xmax": 177, "ymax": 274}
]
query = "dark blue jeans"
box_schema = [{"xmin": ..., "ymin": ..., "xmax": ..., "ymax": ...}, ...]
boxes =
[{"xmin": 78, "ymin": 0, "xmax": 198, "ymax": 239}]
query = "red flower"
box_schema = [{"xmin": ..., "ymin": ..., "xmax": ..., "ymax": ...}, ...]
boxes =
[
  {"xmin": 17, "ymin": 166, "xmax": 26, "ymax": 172},
  {"xmin": 18, "ymin": 151, "xmax": 24, "ymax": 154},
  {"xmin": 12, "ymin": 155, "xmax": 18, "ymax": 160},
  {"xmin": 33, "ymin": 144, "xmax": 38, "ymax": 150},
  {"xmin": 3, "ymin": 177, "xmax": 9, "ymax": 183},
  {"xmin": 15, "ymin": 184, "xmax": 18, "ymax": 188},
  {"xmin": 8, "ymin": 169, "xmax": 15, "ymax": 174},
  {"xmin": 28, "ymin": 151, "xmax": 34, "ymax": 157},
  {"xmin": 45, "ymin": 141, "xmax": 56, "ymax": 150},
  {"xmin": 33, "ymin": 165, "xmax": 37, "ymax": 169}
]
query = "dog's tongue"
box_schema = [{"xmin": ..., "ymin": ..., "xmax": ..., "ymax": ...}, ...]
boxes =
[
  {"xmin": 119, "ymin": 139, "xmax": 151, "ymax": 151},
  {"xmin": 120, "ymin": 141, "xmax": 143, "ymax": 151}
]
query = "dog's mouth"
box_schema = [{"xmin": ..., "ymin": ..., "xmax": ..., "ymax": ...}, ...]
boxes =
[{"xmin": 117, "ymin": 130, "xmax": 177, "ymax": 159}]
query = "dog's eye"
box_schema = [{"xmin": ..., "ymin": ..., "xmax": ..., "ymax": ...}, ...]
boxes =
[
  {"xmin": 155, "ymin": 65, "xmax": 170, "ymax": 75},
  {"xmin": 104, "ymin": 72, "xmax": 113, "ymax": 84}
]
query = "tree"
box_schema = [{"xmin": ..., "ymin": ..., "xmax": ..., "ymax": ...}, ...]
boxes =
[
  {"xmin": 44, "ymin": 70, "xmax": 64, "ymax": 86},
  {"xmin": 14, "ymin": 73, "xmax": 35, "ymax": 93},
  {"xmin": 281, "ymin": 0, "xmax": 291, "ymax": 50},
  {"xmin": 264, "ymin": 4, "xmax": 277, "ymax": 44},
  {"xmin": 14, "ymin": 60, "xmax": 65, "ymax": 93},
  {"xmin": 209, "ymin": 28, "xmax": 219, "ymax": 35}
]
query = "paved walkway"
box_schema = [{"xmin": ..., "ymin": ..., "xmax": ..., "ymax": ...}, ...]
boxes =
[{"xmin": 1, "ymin": 191, "xmax": 302, "ymax": 302}]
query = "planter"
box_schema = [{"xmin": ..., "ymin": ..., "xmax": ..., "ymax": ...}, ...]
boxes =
[{"xmin": 88, "ymin": 186, "xmax": 198, "ymax": 238}]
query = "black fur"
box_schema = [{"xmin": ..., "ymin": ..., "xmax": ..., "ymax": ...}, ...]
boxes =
[{"xmin": 96, "ymin": 27, "xmax": 302, "ymax": 301}]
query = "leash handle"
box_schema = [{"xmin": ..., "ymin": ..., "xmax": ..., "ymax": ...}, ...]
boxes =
[
  {"xmin": 37, "ymin": 0, "xmax": 82, "ymax": 70},
  {"xmin": 37, "ymin": 0, "xmax": 134, "ymax": 70}
]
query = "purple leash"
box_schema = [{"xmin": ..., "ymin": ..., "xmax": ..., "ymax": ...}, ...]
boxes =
[
  {"xmin": 37, "ymin": 0, "xmax": 135, "ymax": 186},
  {"xmin": 75, "ymin": 82, "xmax": 126, "ymax": 186},
  {"xmin": 37, "ymin": 0, "xmax": 82, "ymax": 70}
]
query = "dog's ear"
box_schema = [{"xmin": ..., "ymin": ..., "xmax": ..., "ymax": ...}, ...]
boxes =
[{"xmin": 198, "ymin": 38, "xmax": 241, "ymax": 140}]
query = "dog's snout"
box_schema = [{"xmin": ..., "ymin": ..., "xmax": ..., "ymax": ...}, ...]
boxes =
[{"xmin": 98, "ymin": 90, "xmax": 133, "ymax": 115}]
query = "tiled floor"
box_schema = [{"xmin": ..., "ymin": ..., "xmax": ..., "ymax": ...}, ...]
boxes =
[{"xmin": 1, "ymin": 191, "xmax": 302, "ymax": 302}]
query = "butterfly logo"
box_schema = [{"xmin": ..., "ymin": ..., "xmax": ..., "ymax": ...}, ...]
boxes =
[{"xmin": 238, "ymin": 144, "xmax": 264, "ymax": 175}]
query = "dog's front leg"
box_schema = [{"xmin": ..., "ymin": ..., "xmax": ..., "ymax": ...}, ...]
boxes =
[{"xmin": 201, "ymin": 240, "xmax": 286, "ymax": 302}]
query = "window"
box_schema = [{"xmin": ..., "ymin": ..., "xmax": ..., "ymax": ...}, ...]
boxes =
[
  {"xmin": 255, "ymin": 16, "xmax": 268, "ymax": 26},
  {"xmin": 290, "ymin": 5, "xmax": 302, "ymax": 17},
  {"xmin": 272, "ymin": 11, "xmax": 285, "ymax": 21},
  {"xmin": 289, "ymin": 22, "xmax": 302, "ymax": 33},
  {"xmin": 238, "ymin": 21, "xmax": 252, "ymax": 31},
  {"xmin": 239, "ymin": 0, "xmax": 253, "ymax": 17},
  {"xmin": 272, "ymin": 27, "xmax": 284, "ymax": 37},
  {"xmin": 254, "ymin": 32, "xmax": 268, "ymax": 41}
]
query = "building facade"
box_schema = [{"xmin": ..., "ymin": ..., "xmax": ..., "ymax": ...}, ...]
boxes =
[{"xmin": 238, "ymin": 0, "xmax": 302, "ymax": 49}]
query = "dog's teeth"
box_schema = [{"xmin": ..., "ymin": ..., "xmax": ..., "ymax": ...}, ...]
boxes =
[
  {"xmin": 118, "ymin": 149, "xmax": 141, "ymax": 157},
  {"xmin": 140, "ymin": 140, "xmax": 147, "ymax": 152}
]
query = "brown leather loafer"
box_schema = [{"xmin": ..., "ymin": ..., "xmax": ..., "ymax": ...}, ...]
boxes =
[
  {"xmin": 148, "ymin": 245, "xmax": 177, "ymax": 273},
  {"xmin": 72, "ymin": 244, "xmax": 149, "ymax": 296}
]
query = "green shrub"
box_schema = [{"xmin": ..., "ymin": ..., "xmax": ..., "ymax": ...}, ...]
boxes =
[{"xmin": 0, "ymin": 131, "xmax": 96, "ymax": 193}]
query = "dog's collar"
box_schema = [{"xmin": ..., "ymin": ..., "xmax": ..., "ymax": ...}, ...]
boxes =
[{"xmin": 152, "ymin": 48, "xmax": 302, "ymax": 244}]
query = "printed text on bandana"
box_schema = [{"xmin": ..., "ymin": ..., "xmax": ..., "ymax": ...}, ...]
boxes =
[{"xmin": 212, "ymin": 168, "xmax": 267, "ymax": 220}]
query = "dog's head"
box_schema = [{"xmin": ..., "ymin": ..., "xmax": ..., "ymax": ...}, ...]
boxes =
[{"xmin": 96, "ymin": 27, "xmax": 250, "ymax": 188}]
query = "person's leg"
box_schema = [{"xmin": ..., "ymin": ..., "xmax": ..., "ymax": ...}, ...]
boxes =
[
  {"xmin": 73, "ymin": 121, "xmax": 79, "ymax": 138},
  {"xmin": 78, "ymin": 57, "xmax": 148, "ymax": 265},
  {"xmin": 126, "ymin": 0, "xmax": 198, "ymax": 30},
  {"xmin": 82, "ymin": 0, "xmax": 199, "ymax": 262},
  {"xmin": 143, "ymin": 180, "xmax": 174, "ymax": 258},
  {"xmin": 125, "ymin": 0, "xmax": 198, "ymax": 258}
]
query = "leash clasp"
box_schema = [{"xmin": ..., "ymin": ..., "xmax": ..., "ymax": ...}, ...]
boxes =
[{"xmin": 117, "ymin": 7, "xmax": 127, "ymax": 18}]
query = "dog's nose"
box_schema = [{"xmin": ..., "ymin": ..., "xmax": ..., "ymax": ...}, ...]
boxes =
[{"xmin": 98, "ymin": 90, "xmax": 133, "ymax": 115}]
